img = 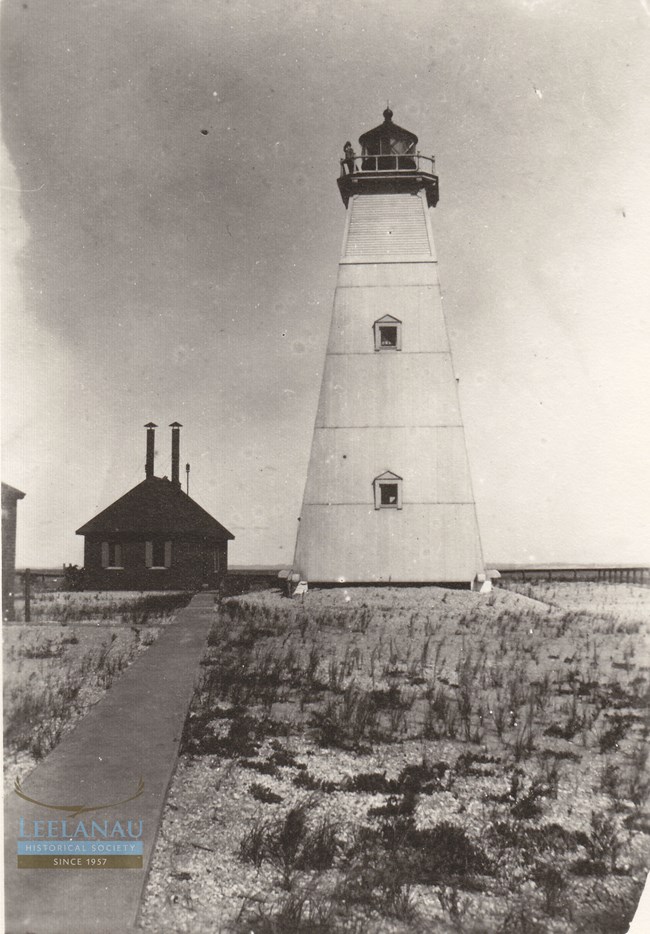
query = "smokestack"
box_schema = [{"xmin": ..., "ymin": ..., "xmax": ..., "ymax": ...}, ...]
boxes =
[
  {"xmin": 169, "ymin": 422, "xmax": 182, "ymax": 488},
  {"xmin": 144, "ymin": 422, "xmax": 157, "ymax": 479}
]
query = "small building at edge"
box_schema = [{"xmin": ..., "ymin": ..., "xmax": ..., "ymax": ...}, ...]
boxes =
[{"xmin": 2, "ymin": 482, "xmax": 26, "ymax": 620}]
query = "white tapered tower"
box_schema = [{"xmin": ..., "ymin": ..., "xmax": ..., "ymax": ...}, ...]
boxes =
[{"xmin": 294, "ymin": 109, "xmax": 485, "ymax": 586}]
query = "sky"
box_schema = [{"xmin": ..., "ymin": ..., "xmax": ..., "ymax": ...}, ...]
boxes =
[{"xmin": 2, "ymin": 0, "xmax": 650, "ymax": 569}]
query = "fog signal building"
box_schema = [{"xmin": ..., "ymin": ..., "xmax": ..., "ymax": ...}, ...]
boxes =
[{"xmin": 77, "ymin": 423, "xmax": 233, "ymax": 590}]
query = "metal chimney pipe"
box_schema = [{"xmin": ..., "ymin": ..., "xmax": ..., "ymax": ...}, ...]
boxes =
[
  {"xmin": 169, "ymin": 422, "xmax": 182, "ymax": 488},
  {"xmin": 144, "ymin": 422, "xmax": 157, "ymax": 479}
]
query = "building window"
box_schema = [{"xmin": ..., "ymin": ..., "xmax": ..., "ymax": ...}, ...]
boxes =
[
  {"xmin": 373, "ymin": 315, "xmax": 402, "ymax": 351},
  {"xmin": 145, "ymin": 541, "xmax": 172, "ymax": 568},
  {"xmin": 102, "ymin": 542, "xmax": 123, "ymax": 568},
  {"xmin": 373, "ymin": 471, "xmax": 403, "ymax": 509}
]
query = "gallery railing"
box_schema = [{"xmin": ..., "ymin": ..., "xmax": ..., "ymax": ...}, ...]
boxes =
[{"xmin": 339, "ymin": 153, "xmax": 436, "ymax": 176}]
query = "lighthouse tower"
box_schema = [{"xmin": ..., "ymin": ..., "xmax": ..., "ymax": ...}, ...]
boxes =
[{"xmin": 294, "ymin": 109, "xmax": 485, "ymax": 586}]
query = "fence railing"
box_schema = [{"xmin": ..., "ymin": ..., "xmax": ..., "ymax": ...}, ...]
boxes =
[{"xmin": 340, "ymin": 153, "xmax": 436, "ymax": 177}]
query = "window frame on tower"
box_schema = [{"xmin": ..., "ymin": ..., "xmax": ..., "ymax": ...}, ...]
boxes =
[
  {"xmin": 373, "ymin": 471, "xmax": 403, "ymax": 510},
  {"xmin": 373, "ymin": 315, "xmax": 402, "ymax": 352}
]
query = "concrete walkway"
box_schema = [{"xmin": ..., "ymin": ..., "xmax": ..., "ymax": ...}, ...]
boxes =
[{"xmin": 4, "ymin": 592, "xmax": 218, "ymax": 934}]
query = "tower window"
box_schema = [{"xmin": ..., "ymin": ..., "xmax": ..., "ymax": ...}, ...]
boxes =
[
  {"xmin": 380, "ymin": 483, "xmax": 399, "ymax": 505},
  {"xmin": 380, "ymin": 326, "xmax": 398, "ymax": 347},
  {"xmin": 373, "ymin": 315, "xmax": 402, "ymax": 351},
  {"xmin": 373, "ymin": 471, "xmax": 403, "ymax": 509}
]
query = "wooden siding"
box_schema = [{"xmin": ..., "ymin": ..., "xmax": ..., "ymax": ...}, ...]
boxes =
[
  {"xmin": 295, "ymin": 190, "xmax": 484, "ymax": 583},
  {"xmin": 315, "ymin": 353, "xmax": 461, "ymax": 428},
  {"xmin": 328, "ymin": 285, "xmax": 449, "ymax": 355},
  {"xmin": 302, "ymin": 427, "xmax": 474, "ymax": 505},
  {"xmin": 337, "ymin": 263, "xmax": 439, "ymax": 288},
  {"xmin": 344, "ymin": 193, "xmax": 432, "ymax": 261},
  {"xmin": 296, "ymin": 504, "xmax": 483, "ymax": 583}
]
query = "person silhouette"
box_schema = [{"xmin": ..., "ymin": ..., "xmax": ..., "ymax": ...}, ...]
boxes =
[{"xmin": 343, "ymin": 141, "xmax": 356, "ymax": 175}]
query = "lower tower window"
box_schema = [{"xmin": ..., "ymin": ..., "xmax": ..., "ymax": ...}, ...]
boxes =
[
  {"xmin": 373, "ymin": 315, "xmax": 402, "ymax": 351},
  {"xmin": 373, "ymin": 471, "xmax": 403, "ymax": 509},
  {"xmin": 380, "ymin": 483, "xmax": 399, "ymax": 505},
  {"xmin": 379, "ymin": 326, "xmax": 398, "ymax": 348}
]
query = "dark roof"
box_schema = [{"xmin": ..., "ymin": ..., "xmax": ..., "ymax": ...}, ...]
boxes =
[
  {"xmin": 2, "ymin": 483, "xmax": 26, "ymax": 501},
  {"xmin": 76, "ymin": 477, "xmax": 234, "ymax": 540},
  {"xmin": 358, "ymin": 108, "xmax": 418, "ymax": 150}
]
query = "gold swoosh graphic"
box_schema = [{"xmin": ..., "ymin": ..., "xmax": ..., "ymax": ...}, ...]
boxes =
[{"xmin": 14, "ymin": 777, "xmax": 145, "ymax": 817}]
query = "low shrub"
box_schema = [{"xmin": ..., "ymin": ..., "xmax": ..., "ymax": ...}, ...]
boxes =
[
  {"xmin": 584, "ymin": 812, "xmax": 624, "ymax": 872},
  {"xmin": 249, "ymin": 783, "xmax": 283, "ymax": 804},
  {"xmin": 399, "ymin": 759, "xmax": 450, "ymax": 792},
  {"xmin": 436, "ymin": 886, "xmax": 470, "ymax": 931},
  {"xmin": 488, "ymin": 820, "xmax": 589, "ymax": 859},
  {"xmin": 454, "ymin": 752, "xmax": 500, "ymax": 778},
  {"xmin": 292, "ymin": 759, "xmax": 451, "ymax": 799},
  {"xmin": 235, "ymin": 891, "xmax": 338, "ymax": 934},
  {"xmin": 240, "ymin": 821, "xmax": 270, "ymax": 869},
  {"xmin": 500, "ymin": 900, "xmax": 548, "ymax": 934},
  {"xmin": 4, "ymin": 673, "xmax": 85, "ymax": 759},
  {"xmin": 532, "ymin": 860, "xmax": 569, "ymax": 916},
  {"xmin": 510, "ymin": 776, "xmax": 548, "ymax": 820},
  {"xmin": 350, "ymin": 815, "xmax": 492, "ymax": 885},
  {"xmin": 297, "ymin": 815, "xmax": 340, "ymax": 872},
  {"xmin": 269, "ymin": 747, "xmax": 305, "ymax": 770},
  {"xmin": 572, "ymin": 880, "xmax": 647, "ymax": 933},
  {"xmin": 369, "ymin": 685, "xmax": 411, "ymax": 710},
  {"xmin": 239, "ymin": 804, "xmax": 341, "ymax": 890},
  {"xmin": 368, "ymin": 790, "xmax": 418, "ymax": 818},
  {"xmin": 336, "ymin": 845, "xmax": 418, "ymax": 922},
  {"xmin": 181, "ymin": 711, "xmax": 262, "ymax": 758},
  {"xmin": 18, "ymin": 636, "xmax": 65, "ymax": 659},
  {"xmin": 571, "ymin": 857, "xmax": 608, "ymax": 877},
  {"xmin": 599, "ymin": 713, "xmax": 631, "ymax": 754},
  {"xmin": 310, "ymin": 686, "xmax": 379, "ymax": 751},
  {"xmin": 240, "ymin": 759, "xmax": 279, "ymax": 777},
  {"xmin": 342, "ymin": 771, "xmax": 399, "ymax": 794},
  {"xmin": 26, "ymin": 591, "xmax": 192, "ymax": 624},
  {"xmin": 406, "ymin": 821, "xmax": 493, "ymax": 881},
  {"xmin": 293, "ymin": 771, "xmax": 338, "ymax": 794}
]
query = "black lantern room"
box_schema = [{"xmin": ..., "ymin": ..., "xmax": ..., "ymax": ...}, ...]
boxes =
[
  {"xmin": 337, "ymin": 108, "xmax": 439, "ymax": 208},
  {"xmin": 359, "ymin": 107, "xmax": 418, "ymax": 170}
]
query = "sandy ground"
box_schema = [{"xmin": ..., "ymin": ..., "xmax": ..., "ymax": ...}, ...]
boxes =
[
  {"xmin": 139, "ymin": 583, "xmax": 650, "ymax": 933},
  {"xmin": 3, "ymin": 591, "xmax": 188, "ymax": 791}
]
